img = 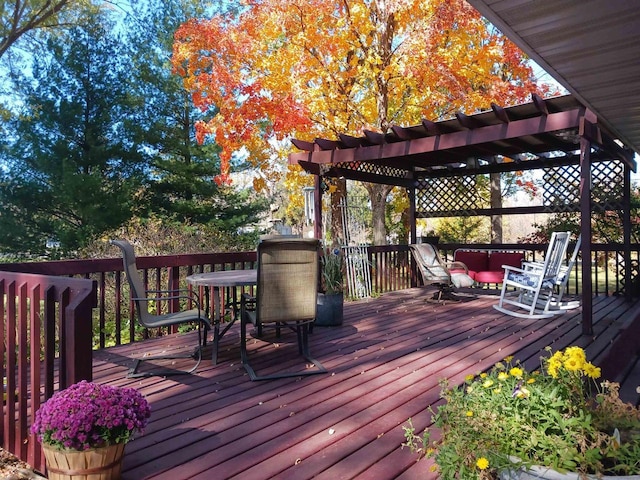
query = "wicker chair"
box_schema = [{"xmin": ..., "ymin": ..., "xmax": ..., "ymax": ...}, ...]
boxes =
[{"xmin": 240, "ymin": 237, "xmax": 327, "ymax": 380}]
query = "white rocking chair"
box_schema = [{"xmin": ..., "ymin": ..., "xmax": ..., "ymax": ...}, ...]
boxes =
[
  {"xmin": 521, "ymin": 234, "xmax": 581, "ymax": 311},
  {"xmin": 493, "ymin": 231, "xmax": 572, "ymax": 319}
]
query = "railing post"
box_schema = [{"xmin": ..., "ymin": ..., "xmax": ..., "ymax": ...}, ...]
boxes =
[{"xmin": 63, "ymin": 281, "xmax": 97, "ymax": 385}]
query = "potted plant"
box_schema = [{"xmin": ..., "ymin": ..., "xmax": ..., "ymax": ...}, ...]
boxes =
[
  {"xmin": 316, "ymin": 247, "xmax": 344, "ymax": 326},
  {"xmin": 403, "ymin": 346, "xmax": 640, "ymax": 479},
  {"xmin": 31, "ymin": 380, "xmax": 151, "ymax": 480}
]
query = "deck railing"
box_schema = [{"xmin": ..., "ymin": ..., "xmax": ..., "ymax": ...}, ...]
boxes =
[
  {"xmin": 0, "ymin": 242, "xmax": 636, "ymax": 470},
  {"xmin": 1, "ymin": 271, "xmax": 96, "ymax": 469}
]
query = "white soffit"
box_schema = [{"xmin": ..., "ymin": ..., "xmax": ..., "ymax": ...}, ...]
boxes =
[{"xmin": 466, "ymin": 0, "xmax": 640, "ymax": 155}]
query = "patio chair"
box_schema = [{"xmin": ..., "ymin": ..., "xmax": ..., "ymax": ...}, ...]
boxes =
[
  {"xmin": 240, "ymin": 237, "xmax": 327, "ymax": 380},
  {"xmin": 493, "ymin": 231, "xmax": 572, "ymax": 319},
  {"xmin": 521, "ymin": 234, "xmax": 582, "ymax": 311},
  {"xmin": 110, "ymin": 240, "xmax": 211, "ymax": 378},
  {"xmin": 409, "ymin": 243, "xmax": 475, "ymax": 302}
]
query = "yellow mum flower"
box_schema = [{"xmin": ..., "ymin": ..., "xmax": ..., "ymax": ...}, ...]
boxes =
[
  {"xmin": 547, "ymin": 358, "xmax": 561, "ymax": 378},
  {"xmin": 498, "ymin": 372, "xmax": 509, "ymax": 381},
  {"xmin": 465, "ymin": 374, "xmax": 475, "ymax": 383},
  {"xmin": 564, "ymin": 356, "xmax": 582, "ymax": 372},
  {"xmin": 466, "ymin": 410, "xmax": 473, "ymax": 417},
  {"xmin": 483, "ymin": 379, "xmax": 494, "ymax": 388},
  {"xmin": 550, "ymin": 351, "xmax": 565, "ymax": 364},
  {"xmin": 527, "ymin": 378, "xmax": 536, "ymax": 384},
  {"xmin": 476, "ymin": 457, "xmax": 489, "ymax": 470},
  {"xmin": 504, "ymin": 355, "xmax": 514, "ymax": 362},
  {"xmin": 583, "ymin": 362, "xmax": 601, "ymax": 379},
  {"xmin": 480, "ymin": 373, "xmax": 488, "ymax": 378},
  {"xmin": 509, "ymin": 367, "xmax": 524, "ymax": 378},
  {"xmin": 565, "ymin": 346, "xmax": 586, "ymax": 363}
]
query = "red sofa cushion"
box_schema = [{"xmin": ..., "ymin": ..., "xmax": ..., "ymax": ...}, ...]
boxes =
[
  {"xmin": 488, "ymin": 252, "xmax": 524, "ymax": 271},
  {"xmin": 454, "ymin": 250, "xmax": 489, "ymax": 279},
  {"xmin": 474, "ymin": 270, "xmax": 505, "ymax": 284}
]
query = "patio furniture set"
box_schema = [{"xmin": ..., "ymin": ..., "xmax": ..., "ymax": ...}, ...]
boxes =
[{"xmin": 111, "ymin": 233, "xmax": 580, "ymax": 381}]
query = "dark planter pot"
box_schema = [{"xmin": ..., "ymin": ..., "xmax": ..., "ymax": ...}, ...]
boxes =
[{"xmin": 316, "ymin": 292, "xmax": 344, "ymax": 326}]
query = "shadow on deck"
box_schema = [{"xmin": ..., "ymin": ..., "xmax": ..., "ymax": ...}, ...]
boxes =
[{"xmin": 92, "ymin": 289, "xmax": 640, "ymax": 480}]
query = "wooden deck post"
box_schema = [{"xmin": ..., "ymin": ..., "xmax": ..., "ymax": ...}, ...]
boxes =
[{"xmin": 579, "ymin": 119, "xmax": 593, "ymax": 336}]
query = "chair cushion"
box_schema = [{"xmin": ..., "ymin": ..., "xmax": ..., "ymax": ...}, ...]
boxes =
[
  {"xmin": 488, "ymin": 252, "xmax": 524, "ymax": 271},
  {"xmin": 505, "ymin": 271, "xmax": 539, "ymax": 287},
  {"xmin": 488, "ymin": 252, "xmax": 524, "ymax": 272},
  {"xmin": 475, "ymin": 270, "xmax": 506, "ymax": 284},
  {"xmin": 454, "ymin": 251, "xmax": 489, "ymax": 273},
  {"xmin": 450, "ymin": 268, "xmax": 477, "ymax": 280},
  {"xmin": 451, "ymin": 272, "xmax": 475, "ymax": 288}
]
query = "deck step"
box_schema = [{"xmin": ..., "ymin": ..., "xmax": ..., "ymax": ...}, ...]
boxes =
[{"xmin": 618, "ymin": 355, "xmax": 640, "ymax": 406}]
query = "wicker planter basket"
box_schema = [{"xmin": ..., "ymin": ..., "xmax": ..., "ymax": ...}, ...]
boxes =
[{"xmin": 42, "ymin": 443, "xmax": 125, "ymax": 480}]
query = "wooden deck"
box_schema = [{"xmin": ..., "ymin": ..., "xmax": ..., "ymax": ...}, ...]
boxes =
[{"xmin": 92, "ymin": 288, "xmax": 640, "ymax": 480}]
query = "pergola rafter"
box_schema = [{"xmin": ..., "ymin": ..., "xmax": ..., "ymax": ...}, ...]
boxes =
[{"xmin": 288, "ymin": 94, "xmax": 638, "ymax": 335}]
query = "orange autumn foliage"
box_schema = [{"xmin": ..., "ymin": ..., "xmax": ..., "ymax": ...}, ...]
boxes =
[{"xmin": 172, "ymin": 0, "xmax": 550, "ymax": 210}]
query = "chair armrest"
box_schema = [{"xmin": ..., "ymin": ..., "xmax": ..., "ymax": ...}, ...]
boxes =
[
  {"xmin": 446, "ymin": 261, "xmax": 469, "ymax": 273},
  {"xmin": 522, "ymin": 261, "xmax": 544, "ymax": 271},
  {"xmin": 144, "ymin": 288, "xmax": 200, "ymax": 303},
  {"xmin": 501, "ymin": 264, "xmax": 535, "ymax": 275},
  {"xmin": 240, "ymin": 292, "xmax": 256, "ymax": 309},
  {"xmin": 134, "ymin": 294, "xmax": 202, "ymax": 310},
  {"xmin": 146, "ymin": 287, "xmax": 192, "ymax": 294}
]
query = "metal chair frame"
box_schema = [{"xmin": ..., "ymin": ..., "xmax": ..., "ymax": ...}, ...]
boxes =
[{"xmin": 111, "ymin": 240, "xmax": 211, "ymax": 378}]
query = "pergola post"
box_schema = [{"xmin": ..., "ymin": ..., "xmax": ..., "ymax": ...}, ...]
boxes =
[
  {"xmin": 314, "ymin": 174, "xmax": 322, "ymax": 240},
  {"xmin": 624, "ymin": 165, "xmax": 632, "ymax": 299},
  {"xmin": 409, "ymin": 187, "xmax": 416, "ymax": 244},
  {"xmin": 579, "ymin": 123, "xmax": 593, "ymax": 336}
]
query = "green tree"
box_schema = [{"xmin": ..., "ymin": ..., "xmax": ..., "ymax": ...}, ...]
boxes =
[
  {"xmin": 0, "ymin": 11, "xmax": 147, "ymax": 256},
  {"xmin": 436, "ymin": 217, "xmax": 489, "ymax": 244}
]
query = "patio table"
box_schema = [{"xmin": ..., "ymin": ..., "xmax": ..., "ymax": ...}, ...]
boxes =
[{"xmin": 186, "ymin": 269, "xmax": 257, "ymax": 364}]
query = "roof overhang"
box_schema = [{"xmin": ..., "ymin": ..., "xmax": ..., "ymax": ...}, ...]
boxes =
[{"xmin": 466, "ymin": 0, "xmax": 640, "ymax": 156}]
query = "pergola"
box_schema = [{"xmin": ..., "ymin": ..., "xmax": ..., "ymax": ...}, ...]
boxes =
[{"xmin": 288, "ymin": 93, "xmax": 637, "ymax": 335}]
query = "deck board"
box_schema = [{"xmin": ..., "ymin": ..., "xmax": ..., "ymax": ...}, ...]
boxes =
[{"xmin": 90, "ymin": 289, "xmax": 640, "ymax": 480}]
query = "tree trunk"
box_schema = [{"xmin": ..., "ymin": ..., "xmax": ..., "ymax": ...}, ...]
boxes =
[
  {"xmin": 490, "ymin": 172, "xmax": 502, "ymax": 244},
  {"xmin": 366, "ymin": 182, "xmax": 393, "ymax": 245},
  {"xmin": 330, "ymin": 178, "xmax": 347, "ymax": 246}
]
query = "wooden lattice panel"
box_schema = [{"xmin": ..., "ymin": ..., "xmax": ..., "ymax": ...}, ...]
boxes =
[
  {"xmin": 334, "ymin": 162, "xmax": 407, "ymax": 179},
  {"xmin": 542, "ymin": 161, "xmax": 624, "ymax": 212},
  {"xmin": 542, "ymin": 165, "xmax": 580, "ymax": 210},
  {"xmin": 415, "ymin": 160, "xmax": 625, "ymax": 216},
  {"xmin": 416, "ymin": 176, "xmax": 482, "ymax": 212},
  {"xmin": 591, "ymin": 161, "xmax": 625, "ymax": 211}
]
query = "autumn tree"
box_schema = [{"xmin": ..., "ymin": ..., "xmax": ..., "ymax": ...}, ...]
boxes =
[
  {"xmin": 173, "ymin": 0, "xmax": 546, "ymax": 245},
  {"xmin": 123, "ymin": 0, "xmax": 266, "ymax": 233}
]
